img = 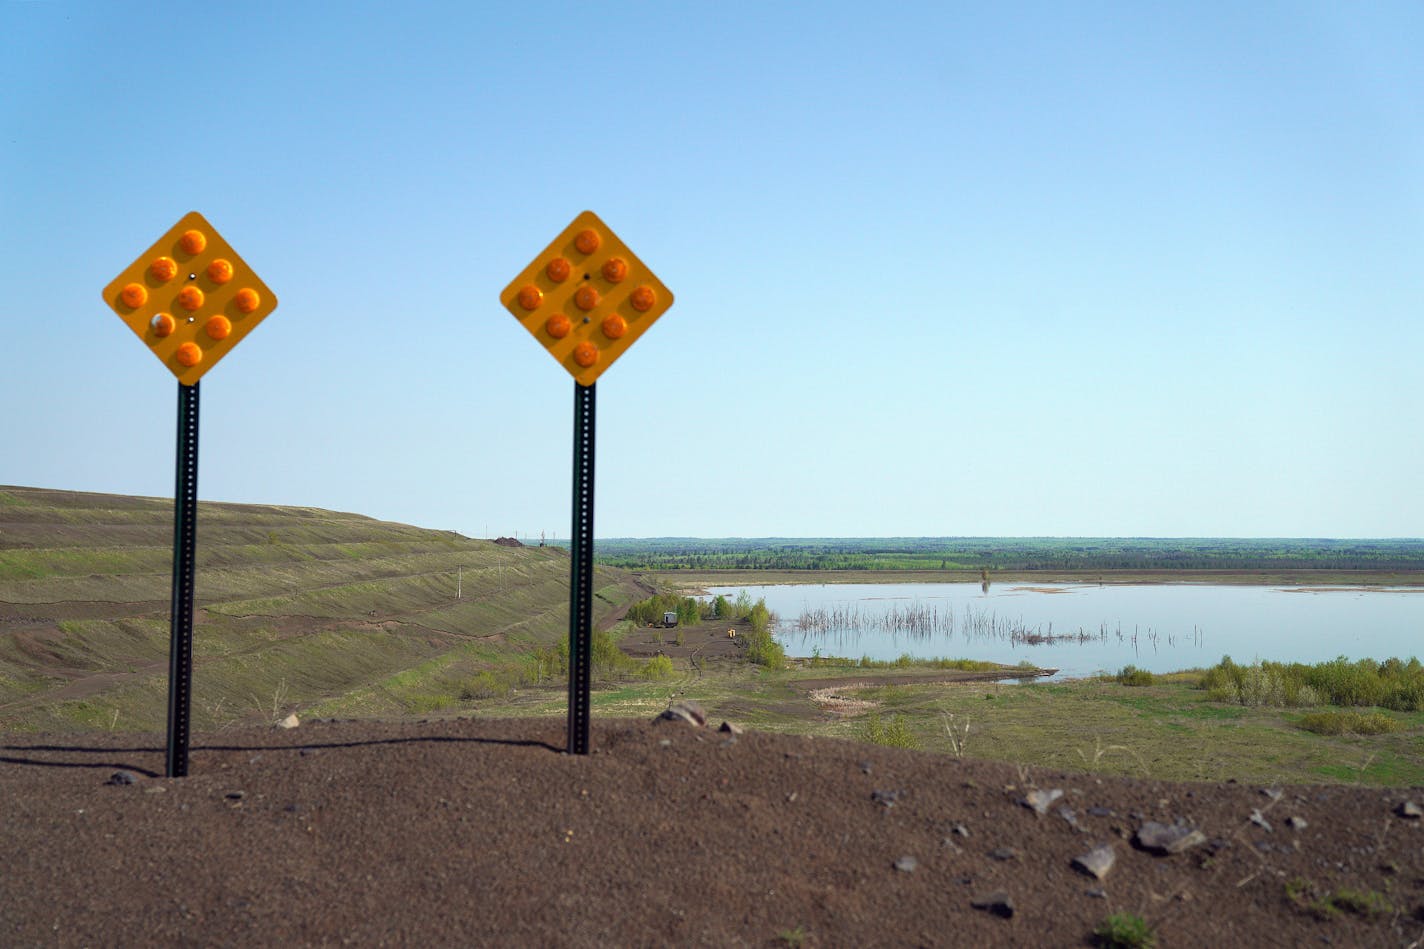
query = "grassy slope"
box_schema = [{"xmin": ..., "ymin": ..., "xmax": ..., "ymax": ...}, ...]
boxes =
[{"xmin": 0, "ymin": 486, "xmax": 647, "ymax": 732}]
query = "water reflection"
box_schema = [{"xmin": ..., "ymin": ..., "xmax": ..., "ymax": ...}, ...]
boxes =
[{"xmin": 705, "ymin": 582, "xmax": 1424, "ymax": 679}]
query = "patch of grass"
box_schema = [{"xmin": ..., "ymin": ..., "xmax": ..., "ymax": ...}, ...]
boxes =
[
  {"xmin": 775, "ymin": 925, "xmax": 807, "ymax": 947},
  {"xmin": 1287, "ymin": 877, "xmax": 1392, "ymax": 919},
  {"xmin": 1297, "ymin": 710, "xmax": 1402, "ymax": 736},
  {"xmin": 1326, "ymin": 888, "xmax": 1392, "ymax": 917},
  {"xmin": 1093, "ymin": 912, "xmax": 1154, "ymax": 948},
  {"xmin": 402, "ymin": 692, "xmax": 456, "ymax": 714}
]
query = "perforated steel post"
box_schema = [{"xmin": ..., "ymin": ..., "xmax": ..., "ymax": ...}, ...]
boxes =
[
  {"xmin": 165, "ymin": 381, "xmax": 200, "ymax": 778},
  {"xmin": 567, "ymin": 382, "xmax": 596, "ymax": 754}
]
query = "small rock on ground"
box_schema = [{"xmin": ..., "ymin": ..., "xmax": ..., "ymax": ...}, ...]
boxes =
[
  {"xmin": 871, "ymin": 789, "xmax": 902, "ymax": 808},
  {"xmin": 653, "ymin": 702, "xmax": 706, "ymax": 727},
  {"xmin": 1072, "ymin": 845, "xmax": 1116, "ymax": 881},
  {"xmin": 278, "ymin": 713, "xmax": 300, "ymax": 729},
  {"xmin": 894, "ymin": 856, "xmax": 918, "ymax": 873},
  {"xmin": 1135, "ymin": 821, "xmax": 1207, "ymax": 855},
  {"xmin": 1397, "ymin": 800, "xmax": 1422, "ymax": 819},
  {"xmin": 1023, "ymin": 788, "xmax": 1064, "ymax": 815},
  {"xmin": 106, "ymin": 770, "xmax": 139, "ymax": 786},
  {"xmin": 971, "ymin": 891, "xmax": 1014, "ymax": 918}
]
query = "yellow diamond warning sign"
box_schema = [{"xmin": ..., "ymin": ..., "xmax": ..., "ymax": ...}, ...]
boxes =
[
  {"xmin": 500, "ymin": 210, "xmax": 673, "ymax": 386},
  {"xmin": 103, "ymin": 211, "xmax": 278, "ymax": 385}
]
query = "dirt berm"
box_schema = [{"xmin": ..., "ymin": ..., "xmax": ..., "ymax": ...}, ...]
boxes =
[{"xmin": 3, "ymin": 717, "xmax": 1422, "ymax": 946}]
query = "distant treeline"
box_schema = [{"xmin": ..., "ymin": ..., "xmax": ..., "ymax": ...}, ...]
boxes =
[{"xmin": 585, "ymin": 537, "xmax": 1424, "ymax": 573}]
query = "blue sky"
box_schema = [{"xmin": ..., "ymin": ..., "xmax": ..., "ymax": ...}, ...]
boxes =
[{"xmin": 3, "ymin": 1, "xmax": 1421, "ymax": 538}]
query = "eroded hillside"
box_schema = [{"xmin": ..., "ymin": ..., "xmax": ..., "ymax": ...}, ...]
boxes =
[{"xmin": 0, "ymin": 486, "xmax": 646, "ymax": 731}]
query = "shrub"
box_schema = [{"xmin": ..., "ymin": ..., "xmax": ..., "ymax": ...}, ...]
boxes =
[
  {"xmin": 590, "ymin": 629, "xmax": 642, "ymax": 678},
  {"xmin": 530, "ymin": 642, "xmax": 566, "ymax": 681},
  {"xmin": 743, "ymin": 627, "xmax": 785, "ymax": 668},
  {"xmin": 1297, "ymin": 711, "xmax": 1401, "ymax": 736},
  {"xmin": 748, "ymin": 598, "xmax": 772, "ymax": 634},
  {"xmin": 860, "ymin": 712, "xmax": 917, "ymax": 749},
  {"xmin": 1199, "ymin": 657, "xmax": 1322, "ymax": 708},
  {"xmin": 459, "ymin": 670, "xmax": 511, "ymax": 701},
  {"xmin": 1305, "ymin": 657, "xmax": 1385, "ymax": 708},
  {"xmin": 626, "ymin": 593, "xmax": 702, "ymax": 628},
  {"xmin": 733, "ymin": 590, "xmax": 753, "ymax": 617},
  {"xmin": 1117, "ymin": 665, "xmax": 1154, "ymax": 687},
  {"xmin": 1201, "ymin": 654, "xmax": 1424, "ymax": 710},
  {"xmin": 641, "ymin": 655, "xmax": 675, "ymax": 680}
]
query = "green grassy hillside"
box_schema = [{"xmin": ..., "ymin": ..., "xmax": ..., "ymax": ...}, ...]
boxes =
[{"xmin": 0, "ymin": 486, "xmax": 647, "ymax": 732}]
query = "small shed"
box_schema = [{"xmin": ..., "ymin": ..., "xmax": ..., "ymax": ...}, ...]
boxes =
[{"xmin": 662, "ymin": 611, "xmax": 679, "ymax": 628}]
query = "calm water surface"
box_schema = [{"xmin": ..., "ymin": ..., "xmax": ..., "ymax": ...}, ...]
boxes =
[{"xmin": 705, "ymin": 582, "xmax": 1424, "ymax": 679}]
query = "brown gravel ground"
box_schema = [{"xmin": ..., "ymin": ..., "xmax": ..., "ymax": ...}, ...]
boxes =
[{"xmin": 3, "ymin": 717, "xmax": 1423, "ymax": 948}]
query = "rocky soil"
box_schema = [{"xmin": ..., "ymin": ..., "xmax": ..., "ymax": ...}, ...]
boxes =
[{"xmin": 3, "ymin": 715, "xmax": 1422, "ymax": 947}]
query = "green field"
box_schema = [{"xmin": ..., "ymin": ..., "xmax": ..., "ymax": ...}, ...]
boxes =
[
  {"xmin": 466, "ymin": 648, "xmax": 1424, "ymax": 787},
  {"xmin": 0, "ymin": 486, "xmax": 646, "ymax": 732},
  {"xmin": 587, "ymin": 535, "xmax": 1424, "ymax": 574}
]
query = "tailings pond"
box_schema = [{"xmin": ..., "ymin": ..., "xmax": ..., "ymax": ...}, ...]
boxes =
[{"xmin": 704, "ymin": 582, "xmax": 1424, "ymax": 679}]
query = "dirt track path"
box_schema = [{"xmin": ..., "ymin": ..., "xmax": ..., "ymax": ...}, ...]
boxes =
[{"xmin": 787, "ymin": 668, "xmax": 1056, "ymax": 692}]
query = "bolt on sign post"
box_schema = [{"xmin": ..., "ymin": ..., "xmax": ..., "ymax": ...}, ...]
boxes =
[
  {"xmin": 102, "ymin": 211, "xmax": 278, "ymax": 777},
  {"xmin": 500, "ymin": 210, "xmax": 674, "ymax": 754}
]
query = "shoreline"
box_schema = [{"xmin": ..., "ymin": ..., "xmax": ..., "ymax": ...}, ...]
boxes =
[{"xmin": 648, "ymin": 567, "xmax": 1424, "ymax": 593}]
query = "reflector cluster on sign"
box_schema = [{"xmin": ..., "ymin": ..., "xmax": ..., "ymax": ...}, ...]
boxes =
[
  {"xmin": 102, "ymin": 211, "xmax": 278, "ymax": 385},
  {"xmin": 500, "ymin": 210, "xmax": 673, "ymax": 386}
]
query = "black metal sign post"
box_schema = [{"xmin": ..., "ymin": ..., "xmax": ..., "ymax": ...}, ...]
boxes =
[
  {"xmin": 567, "ymin": 382, "xmax": 596, "ymax": 755},
  {"xmin": 499, "ymin": 211, "xmax": 674, "ymax": 755},
  {"xmin": 165, "ymin": 381, "xmax": 200, "ymax": 777},
  {"xmin": 102, "ymin": 213, "xmax": 279, "ymax": 779}
]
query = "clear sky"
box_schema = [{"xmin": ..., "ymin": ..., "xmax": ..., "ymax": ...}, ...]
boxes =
[{"xmin": 3, "ymin": 1, "xmax": 1421, "ymax": 539}]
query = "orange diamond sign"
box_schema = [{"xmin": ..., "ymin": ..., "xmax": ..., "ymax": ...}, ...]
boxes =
[
  {"xmin": 102, "ymin": 211, "xmax": 278, "ymax": 385},
  {"xmin": 500, "ymin": 210, "xmax": 674, "ymax": 386}
]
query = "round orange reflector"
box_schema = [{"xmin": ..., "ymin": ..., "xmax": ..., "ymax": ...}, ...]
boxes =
[
  {"xmin": 179, "ymin": 230, "xmax": 207, "ymax": 255},
  {"xmin": 177, "ymin": 286, "xmax": 205, "ymax": 312},
  {"xmin": 601, "ymin": 314, "xmax": 627, "ymax": 339},
  {"xmin": 517, "ymin": 285, "xmax": 543, "ymax": 311},
  {"xmin": 120, "ymin": 283, "xmax": 148, "ymax": 308},
  {"xmin": 630, "ymin": 285, "xmax": 657, "ymax": 312},
  {"xmin": 176, "ymin": 342, "xmax": 203, "ymax": 367},
  {"xmin": 574, "ymin": 286, "xmax": 600, "ymax": 311},
  {"xmin": 234, "ymin": 287, "xmax": 261, "ymax": 313},
  {"xmin": 546, "ymin": 257, "xmax": 571, "ymax": 282},
  {"xmin": 546, "ymin": 314, "xmax": 572, "ymax": 338},
  {"xmin": 205, "ymin": 315, "xmax": 232, "ymax": 340},
  {"xmin": 574, "ymin": 229, "xmax": 601, "ymax": 254},
  {"xmin": 573, "ymin": 341, "xmax": 599, "ymax": 367},
  {"xmin": 601, "ymin": 257, "xmax": 628, "ymax": 283},
  {"xmin": 207, "ymin": 258, "xmax": 234, "ymax": 284},
  {"xmin": 150, "ymin": 313, "xmax": 176, "ymax": 337},
  {"xmin": 149, "ymin": 257, "xmax": 178, "ymax": 282}
]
